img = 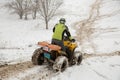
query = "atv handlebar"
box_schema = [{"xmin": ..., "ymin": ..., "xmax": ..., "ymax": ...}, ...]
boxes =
[{"xmin": 64, "ymin": 36, "xmax": 76, "ymax": 42}]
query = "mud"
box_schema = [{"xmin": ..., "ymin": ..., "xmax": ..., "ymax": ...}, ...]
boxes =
[{"xmin": 0, "ymin": 61, "xmax": 34, "ymax": 79}]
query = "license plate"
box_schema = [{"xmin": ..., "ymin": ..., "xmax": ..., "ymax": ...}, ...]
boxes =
[
  {"xmin": 43, "ymin": 46, "xmax": 49, "ymax": 51},
  {"xmin": 44, "ymin": 53, "xmax": 51, "ymax": 59}
]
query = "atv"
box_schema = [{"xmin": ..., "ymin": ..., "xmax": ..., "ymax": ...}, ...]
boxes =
[{"xmin": 32, "ymin": 37, "xmax": 82, "ymax": 72}]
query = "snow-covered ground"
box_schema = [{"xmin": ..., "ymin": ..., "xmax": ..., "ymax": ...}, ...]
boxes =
[
  {"xmin": 0, "ymin": 0, "xmax": 120, "ymax": 80},
  {"xmin": 51, "ymin": 56, "xmax": 120, "ymax": 80},
  {"xmin": 4, "ymin": 56, "xmax": 120, "ymax": 80}
]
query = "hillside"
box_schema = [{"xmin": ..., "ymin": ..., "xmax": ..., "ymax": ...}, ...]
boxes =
[{"xmin": 0, "ymin": 0, "xmax": 120, "ymax": 80}]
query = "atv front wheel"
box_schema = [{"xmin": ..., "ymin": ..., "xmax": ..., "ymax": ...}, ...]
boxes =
[
  {"xmin": 32, "ymin": 48, "xmax": 44, "ymax": 65},
  {"xmin": 74, "ymin": 51, "xmax": 82, "ymax": 65}
]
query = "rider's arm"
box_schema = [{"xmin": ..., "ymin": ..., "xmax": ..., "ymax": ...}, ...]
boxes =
[
  {"xmin": 53, "ymin": 27, "xmax": 55, "ymax": 32},
  {"xmin": 64, "ymin": 25, "xmax": 72, "ymax": 39},
  {"xmin": 53, "ymin": 24, "xmax": 58, "ymax": 32}
]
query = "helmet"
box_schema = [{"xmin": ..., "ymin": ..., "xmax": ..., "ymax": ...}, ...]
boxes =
[{"xmin": 59, "ymin": 18, "xmax": 66, "ymax": 24}]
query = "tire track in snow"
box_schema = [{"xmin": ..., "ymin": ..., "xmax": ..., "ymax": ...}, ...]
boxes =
[
  {"xmin": 83, "ymin": 51, "xmax": 120, "ymax": 59},
  {"xmin": 6, "ymin": 66, "xmax": 53, "ymax": 80},
  {"xmin": 92, "ymin": 69, "xmax": 112, "ymax": 80},
  {"xmin": 0, "ymin": 61, "xmax": 33, "ymax": 79},
  {"xmin": 0, "ymin": 61, "xmax": 55, "ymax": 80},
  {"xmin": 75, "ymin": 0, "xmax": 120, "ymax": 53}
]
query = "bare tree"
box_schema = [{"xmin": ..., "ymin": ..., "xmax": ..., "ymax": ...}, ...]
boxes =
[
  {"xmin": 5, "ymin": 0, "xmax": 24, "ymax": 19},
  {"xmin": 38, "ymin": 0, "xmax": 63, "ymax": 29},
  {"xmin": 5, "ymin": 0, "xmax": 32, "ymax": 20},
  {"xmin": 31, "ymin": 0, "xmax": 39, "ymax": 19},
  {"xmin": 23, "ymin": 0, "xmax": 32, "ymax": 20}
]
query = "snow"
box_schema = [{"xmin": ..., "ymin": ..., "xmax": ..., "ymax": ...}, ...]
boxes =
[
  {"xmin": 0, "ymin": 0, "xmax": 120, "ymax": 80},
  {"xmin": 50, "ymin": 56, "xmax": 120, "ymax": 80}
]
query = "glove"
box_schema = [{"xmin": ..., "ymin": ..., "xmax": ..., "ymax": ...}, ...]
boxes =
[{"xmin": 71, "ymin": 39, "xmax": 76, "ymax": 42}]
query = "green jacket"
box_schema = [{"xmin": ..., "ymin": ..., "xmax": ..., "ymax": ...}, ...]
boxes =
[{"xmin": 52, "ymin": 23, "xmax": 71, "ymax": 40}]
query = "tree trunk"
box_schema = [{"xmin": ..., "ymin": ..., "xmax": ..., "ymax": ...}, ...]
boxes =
[
  {"xmin": 33, "ymin": 10, "xmax": 37, "ymax": 19},
  {"xmin": 45, "ymin": 19, "xmax": 48, "ymax": 29},
  {"xmin": 24, "ymin": 13, "xmax": 28, "ymax": 20},
  {"xmin": 19, "ymin": 12, "xmax": 23, "ymax": 19}
]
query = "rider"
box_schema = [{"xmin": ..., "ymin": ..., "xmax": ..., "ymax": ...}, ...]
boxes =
[{"xmin": 51, "ymin": 18, "xmax": 73, "ymax": 52}]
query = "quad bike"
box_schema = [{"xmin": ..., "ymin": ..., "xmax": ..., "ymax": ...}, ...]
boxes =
[{"xmin": 32, "ymin": 37, "xmax": 82, "ymax": 72}]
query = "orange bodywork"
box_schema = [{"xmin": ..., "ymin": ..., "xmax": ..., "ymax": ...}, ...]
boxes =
[{"xmin": 38, "ymin": 41, "xmax": 61, "ymax": 51}]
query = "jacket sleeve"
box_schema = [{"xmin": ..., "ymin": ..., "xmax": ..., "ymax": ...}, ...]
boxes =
[
  {"xmin": 53, "ymin": 27, "xmax": 55, "ymax": 32},
  {"xmin": 53, "ymin": 24, "xmax": 58, "ymax": 32},
  {"xmin": 64, "ymin": 25, "xmax": 71, "ymax": 38}
]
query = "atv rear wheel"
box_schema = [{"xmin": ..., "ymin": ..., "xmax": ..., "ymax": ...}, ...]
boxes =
[
  {"xmin": 53, "ymin": 56, "xmax": 68, "ymax": 72},
  {"xmin": 32, "ymin": 48, "xmax": 44, "ymax": 65}
]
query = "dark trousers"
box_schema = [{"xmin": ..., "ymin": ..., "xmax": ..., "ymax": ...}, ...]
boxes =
[
  {"xmin": 52, "ymin": 39, "xmax": 72, "ymax": 62},
  {"xmin": 51, "ymin": 39, "xmax": 66, "ymax": 52}
]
